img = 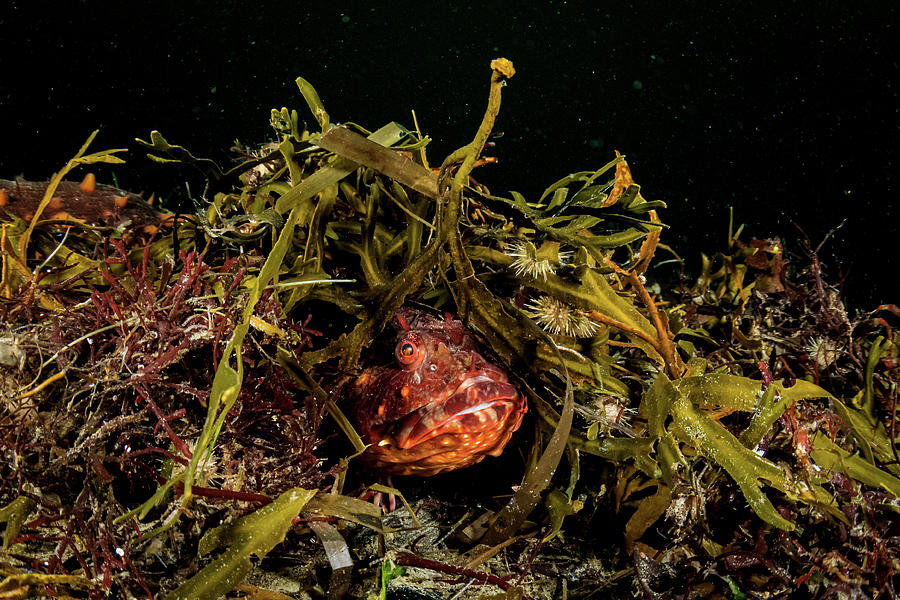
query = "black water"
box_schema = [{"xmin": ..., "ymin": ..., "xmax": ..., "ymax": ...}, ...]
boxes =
[{"xmin": 2, "ymin": 1, "xmax": 896, "ymax": 309}]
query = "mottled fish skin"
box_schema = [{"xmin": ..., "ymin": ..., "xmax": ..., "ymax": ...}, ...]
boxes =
[
  {"xmin": 0, "ymin": 175, "xmax": 171, "ymax": 234},
  {"xmin": 348, "ymin": 307, "xmax": 527, "ymax": 476}
]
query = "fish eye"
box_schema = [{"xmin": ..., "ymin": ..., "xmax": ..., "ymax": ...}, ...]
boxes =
[{"xmin": 395, "ymin": 338, "xmax": 424, "ymax": 369}]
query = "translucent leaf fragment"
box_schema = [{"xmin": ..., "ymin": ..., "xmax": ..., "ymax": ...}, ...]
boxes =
[{"xmin": 303, "ymin": 493, "xmax": 391, "ymax": 534}]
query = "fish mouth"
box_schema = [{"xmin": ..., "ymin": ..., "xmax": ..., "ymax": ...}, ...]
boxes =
[{"xmin": 390, "ymin": 374, "xmax": 523, "ymax": 451}]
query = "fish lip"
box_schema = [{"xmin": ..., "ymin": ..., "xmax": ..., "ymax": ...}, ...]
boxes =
[
  {"xmin": 452, "ymin": 374, "xmax": 497, "ymax": 396},
  {"xmin": 391, "ymin": 373, "xmax": 521, "ymax": 450}
]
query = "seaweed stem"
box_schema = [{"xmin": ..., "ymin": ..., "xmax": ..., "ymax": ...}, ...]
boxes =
[
  {"xmin": 586, "ymin": 309, "xmax": 658, "ymax": 349},
  {"xmin": 13, "ymin": 369, "xmax": 67, "ymax": 400},
  {"xmin": 438, "ymin": 58, "xmax": 515, "ymax": 237},
  {"xmin": 602, "ymin": 257, "xmax": 685, "ymax": 378}
]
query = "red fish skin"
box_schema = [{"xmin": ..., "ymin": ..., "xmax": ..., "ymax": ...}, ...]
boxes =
[{"xmin": 349, "ymin": 307, "xmax": 527, "ymax": 476}]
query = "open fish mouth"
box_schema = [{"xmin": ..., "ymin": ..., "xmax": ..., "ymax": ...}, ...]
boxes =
[{"xmin": 390, "ymin": 374, "xmax": 522, "ymax": 450}]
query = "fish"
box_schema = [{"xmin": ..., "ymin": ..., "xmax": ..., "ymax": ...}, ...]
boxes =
[
  {"xmin": 0, "ymin": 174, "xmax": 172, "ymax": 235},
  {"xmin": 348, "ymin": 306, "xmax": 527, "ymax": 476}
]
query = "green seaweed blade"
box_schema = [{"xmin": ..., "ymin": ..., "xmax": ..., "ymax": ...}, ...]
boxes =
[{"xmin": 165, "ymin": 488, "xmax": 316, "ymax": 600}]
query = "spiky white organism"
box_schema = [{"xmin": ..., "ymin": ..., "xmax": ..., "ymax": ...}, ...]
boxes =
[
  {"xmin": 505, "ymin": 240, "xmax": 572, "ymax": 281},
  {"xmin": 525, "ymin": 295, "xmax": 597, "ymax": 338}
]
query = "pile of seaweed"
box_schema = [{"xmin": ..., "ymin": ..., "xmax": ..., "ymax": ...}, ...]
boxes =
[{"xmin": 1, "ymin": 59, "xmax": 898, "ymax": 599}]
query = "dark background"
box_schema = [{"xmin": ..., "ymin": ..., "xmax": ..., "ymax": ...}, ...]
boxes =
[{"xmin": 2, "ymin": 1, "xmax": 896, "ymax": 309}]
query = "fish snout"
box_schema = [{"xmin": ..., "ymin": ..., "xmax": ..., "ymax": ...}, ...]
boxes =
[{"xmin": 394, "ymin": 376, "xmax": 524, "ymax": 451}]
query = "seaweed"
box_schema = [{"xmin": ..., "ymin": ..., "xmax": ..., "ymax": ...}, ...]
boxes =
[
  {"xmin": 165, "ymin": 488, "xmax": 316, "ymax": 600},
  {"xmin": 1, "ymin": 58, "xmax": 898, "ymax": 599}
]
